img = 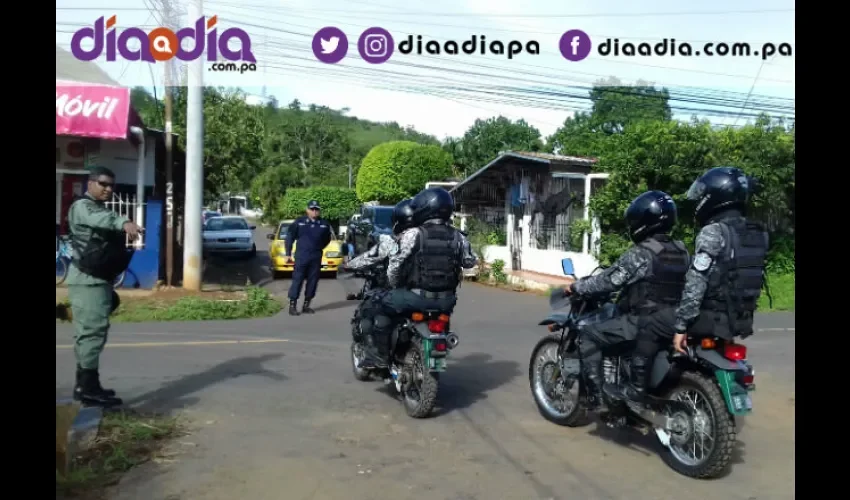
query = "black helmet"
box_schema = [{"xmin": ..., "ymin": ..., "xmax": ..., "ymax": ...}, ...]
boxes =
[
  {"xmin": 392, "ymin": 198, "xmax": 415, "ymax": 235},
  {"xmin": 624, "ymin": 190, "xmax": 677, "ymax": 243},
  {"xmin": 687, "ymin": 166, "xmax": 751, "ymax": 225},
  {"xmin": 410, "ymin": 187, "xmax": 454, "ymax": 226}
]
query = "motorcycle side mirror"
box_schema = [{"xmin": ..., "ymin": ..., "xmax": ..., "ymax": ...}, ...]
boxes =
[
  {"xmin": 266, "ymin": 233, "xmax": 274, "ymax": 240},
  {"xmin": 561, "ymin": 258, "xmax": 575, "ymax": 278}
]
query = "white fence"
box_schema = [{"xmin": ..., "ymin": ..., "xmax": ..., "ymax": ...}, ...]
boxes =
[{"xmin": 105, "ymin": 193, "xmax": 145, "ymax": 249}]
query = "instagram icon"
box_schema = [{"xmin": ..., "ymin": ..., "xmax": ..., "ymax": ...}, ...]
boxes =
[{"xmin": 358, "ymin": 27, "xmax": 394, "ymax": 64}]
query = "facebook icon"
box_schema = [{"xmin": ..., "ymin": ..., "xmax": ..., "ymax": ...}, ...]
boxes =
[{"xmin": 559, "ymin": 29, "xmax": 591, "ymax": 61}]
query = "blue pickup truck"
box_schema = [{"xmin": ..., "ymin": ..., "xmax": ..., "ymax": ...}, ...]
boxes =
[{"xmin": 345, "ymin": 204, "xmax": 394, "ymax": 256}]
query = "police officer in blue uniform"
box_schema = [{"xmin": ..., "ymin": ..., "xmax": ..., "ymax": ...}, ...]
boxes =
[{"xmin": 286, "ymin": 200, "xmax": 332, "ymax": 316}]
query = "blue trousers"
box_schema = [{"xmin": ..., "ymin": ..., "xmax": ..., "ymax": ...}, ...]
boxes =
[{"xmin": 288, "ymin": 254, "xmax": 322, "ymax": 301}]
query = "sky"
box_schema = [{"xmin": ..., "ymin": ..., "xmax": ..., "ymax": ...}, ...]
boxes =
[{"xmin": 55, "ymin": 0, "xmax": 795, "ymax": 141}]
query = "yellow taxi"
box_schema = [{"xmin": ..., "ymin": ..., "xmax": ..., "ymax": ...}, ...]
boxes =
[{"xmin": 267, "ymin": 219, "xmax": 345, "ymax": 278}]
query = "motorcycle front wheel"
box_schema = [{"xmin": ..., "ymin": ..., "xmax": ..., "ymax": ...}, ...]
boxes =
[
  {"xmin": 529, "ymin": 333, "xmax": 590, "ymax": 427},
  {"xmin": 350, "ymin": 341, "xmax": 373, "ymax": 381},
  {"xmin": 401, "ymin": 339, "xmax": 439, "ymax": 418},
  {"xmin": 658, "ymin": 370, "xmax": 737, "ymax": 479}
]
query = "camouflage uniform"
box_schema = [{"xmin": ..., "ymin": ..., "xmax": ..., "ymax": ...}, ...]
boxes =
[
  {"xmin": 572, "ymin": 240, "xmax": 688, "ymax": 407},
  {"xmin": 386, "ymin": 224, "xmax": 477, "ymax": 288},
  {"xmin": 346, "ymin": 233, "xmax": 399, "ymax": 367},
  {"xmin": 673, "ymin": 223, "xmax": 726, "ymax": 333},
  {"xmin": 368, "ymin": 222, "xmax": 476, "ymax": 365}
]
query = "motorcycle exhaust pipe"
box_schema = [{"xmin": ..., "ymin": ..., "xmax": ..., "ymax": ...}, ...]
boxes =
[{"xmin": 446, "ymin": 333, "xmax": 460, "ymax": 349}]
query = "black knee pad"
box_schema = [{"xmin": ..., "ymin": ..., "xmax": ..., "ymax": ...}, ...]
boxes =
[
  {"xmin": 359, "ymin": 318, "xmax": 374, "ymax": 336},
  {"xmin": 374, "ymin": 315, "xmax": 393, "ymax": 332}
]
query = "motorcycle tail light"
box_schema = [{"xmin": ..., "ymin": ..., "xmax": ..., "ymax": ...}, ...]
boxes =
[
  {"xmin": 723, "ymin": 343, "xmax": 747, "ymax": 361},
  {"xmin": 427, "ymin": 320, "xmax": 446, "ymax": 333}
]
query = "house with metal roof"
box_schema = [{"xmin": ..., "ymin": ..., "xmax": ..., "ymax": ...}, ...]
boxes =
[{"xmin": 449, "ymin": 151, "xmax": 609, "ymax": 279}]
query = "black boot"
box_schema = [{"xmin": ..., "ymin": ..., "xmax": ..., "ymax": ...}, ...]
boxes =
[
  {"xmin": 302, "ymin": 300, "xmax": 315, "ymax": 314},
  {"xmin": 583, "ymin": 362, "xmax": 607, "ymax": 411},
  {"xmin": 606, "ymin": 356, "xmax": 649, "ymax": 403},
  {"xmin": 288, "ymin": 300, "xmax": 300, "ymax": 316},
  {"xmin": 625, "ymin": 356, "xmax": 649, "ymax": 401},
  {"xmin": 361, "ymin": 335, "xmax": 388, "ymax": 369},
  {"xmin": 74, "ymin": 368, "xmax": 122, "ymax": 407},
  {"xmin": 74, "ymin": 365, "xmax": 115, "ymax": 397}
]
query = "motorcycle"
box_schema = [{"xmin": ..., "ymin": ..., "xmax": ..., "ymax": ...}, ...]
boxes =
[
  {"xmin": 528, "ymin": 257, "xmax": 755, "ymax": 479},
  {"xmin": 344, "ymin": 268, "xmax": 460, "ymax": 418}
]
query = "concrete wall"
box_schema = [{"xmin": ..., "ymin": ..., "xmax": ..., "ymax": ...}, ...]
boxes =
[
  {"xmin": 56, "ymin": 135, "xmax": 156, "ymax": 186},
  {"xmin": 480, "ymin": 245, "xmax": 600, "ymax": 278}
]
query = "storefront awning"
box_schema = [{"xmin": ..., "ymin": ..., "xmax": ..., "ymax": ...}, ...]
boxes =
[{"xmin": 56, "ymin": 80, "xmax": 138, "ymax": 140}]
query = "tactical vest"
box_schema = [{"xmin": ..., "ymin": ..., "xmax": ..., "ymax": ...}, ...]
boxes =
[
  {"xmin": 69, "ymin": 197, "xmax": 135, "ymax": 281},
  {"xmin": 700, "ymin": 217, "xmax": 769, "ymax": 336},
  {"xmin": 406, "ymin": 223, "xmax": 461, "ymax": 292},
  {"xmin": 619, "ymin": 236, "xmax": 690, "ymax": 314}
]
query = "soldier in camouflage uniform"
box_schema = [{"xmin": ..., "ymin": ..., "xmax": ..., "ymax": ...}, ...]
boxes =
[
  {"xmin": 378, "ymin": 188, "xmax": 477, "ymax": 358},
  {"xmin": 66, "ymin": 167, "xmax": 142, "ymax": 407},
  {"xmin": 344, "ymin": 199, "xmax": 415, "ymax": 367},
  {"xmin": 672, "ymin": 167, "xmax": 769, "ymax": 353},
  {"xmin": 563, "ymin": 191, "xmax": 690, "ymax": 409}
]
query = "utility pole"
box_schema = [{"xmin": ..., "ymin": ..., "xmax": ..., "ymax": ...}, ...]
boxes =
[
  {"xmin": 183, "ymin": 0, "xmax": 204, "ymax": 291},
  {"xmin": 348, "ymin": 164, "xmax": 352, "ymax": 188},
  {"xmin": 162, "ymin": 0, "xmax": 175, "ymax": 287}
]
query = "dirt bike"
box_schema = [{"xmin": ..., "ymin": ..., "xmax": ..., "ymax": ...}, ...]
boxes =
[
  {"xmin": 344, "ymin": 268, "xmax": 460, "ymax": 418},
  {"xmin": 528, "ymin": 257, "xmax": 755, "ymax": 479}
]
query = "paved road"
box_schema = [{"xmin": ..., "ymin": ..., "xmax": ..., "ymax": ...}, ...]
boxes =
[{"xmin": 56, "ymin": 231, "xmax": 795, "ymax": 500}]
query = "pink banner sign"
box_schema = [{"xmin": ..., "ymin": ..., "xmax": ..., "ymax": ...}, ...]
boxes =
[{"xmin": 55, "ymin": 81, "xmax": 131, "ymax": 140}]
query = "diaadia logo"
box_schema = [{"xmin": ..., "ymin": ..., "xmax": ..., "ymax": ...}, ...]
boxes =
[{"xmin": 70, "ymin": 15, "xmax": 256, "ymax": 63}]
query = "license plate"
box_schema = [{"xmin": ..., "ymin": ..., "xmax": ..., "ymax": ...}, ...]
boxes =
[{"xmin": 732, "ymin": 394, "xmax": 752, "ymax": 411}]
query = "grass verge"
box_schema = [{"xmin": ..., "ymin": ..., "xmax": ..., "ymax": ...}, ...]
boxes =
[
  {"xmin": 57, "ymin": 409, "xmax": 183, "ymax": 499},
  {"xmin": 57, "ymin": 286, "xmax": 282, "ymax": 323},
  {"xmin": 470, "ymin": 271, "xmax": 795, "ymax": 312},
  {"xmin": 758, "ymin": 272, "xmax": 795, "ymax": 312}
]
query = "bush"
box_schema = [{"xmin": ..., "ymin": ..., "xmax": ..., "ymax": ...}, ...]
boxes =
[
  {"xmin": 585, "ymin": 118, "xmax": 794, "ymax": 270},
  {"xmin": 276, "ymin": 186, "xmax": 360, "ymax": 223},
  {"xmin": 356, "ymin": 141, "xmax": 454, "ymax": 203}
]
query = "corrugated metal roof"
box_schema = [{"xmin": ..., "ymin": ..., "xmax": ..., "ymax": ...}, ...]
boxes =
[
  {"xmin": 501, "ymin": 151, "xmax": 598, "ymax": 165},
  {"xmin": 55, "ymin": 45, "xmax": 120, "ymax": 85},
  {"xmin": 449, "ymin": 151, "xmax": 598, "ymax": 193}
]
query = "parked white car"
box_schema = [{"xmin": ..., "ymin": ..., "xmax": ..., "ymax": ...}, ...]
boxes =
[{"xmin": 203, "ymin": 216, "xmax": 257, "ymax": 258}]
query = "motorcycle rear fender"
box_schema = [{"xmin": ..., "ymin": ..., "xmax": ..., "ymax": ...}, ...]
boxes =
[
  {"xmin": 649, "ymin": 348, "xmax": 753, "ymax": 416},
  {"xmin": 538, "ymin": 312, "xmax": 571, "ymax": 327},
  {"xmin": 410, "ymin": 322, "xmax": 448, "ymax": 372},
  {"xmin": 648, "ymin": 346, "xmax": 747, "ymax": 389}
]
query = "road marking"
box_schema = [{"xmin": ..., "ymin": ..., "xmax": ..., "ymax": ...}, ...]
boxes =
[
  {"xmin": 757, "ymin": 328, "xmax": 795, "ymax": 332},
  {"xmin": 56, "ymin": 339, "xmax": 291, "ymax": 349}
]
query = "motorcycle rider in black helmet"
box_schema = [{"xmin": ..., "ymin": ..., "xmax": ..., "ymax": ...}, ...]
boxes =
[
  {"xmin": 562, "ymin": 191, "xmax": 690, "ymax": 408},
  {"xmin": 342, "ymin": 198, "xmax": 416, "ymax": 367},
  {"xmin": 373, "ymin": 187, "xmax": 477, "ymax": 366},
  {"xmin": 672, "ymin": 167, "xmax": 769, "ymax": 354}
]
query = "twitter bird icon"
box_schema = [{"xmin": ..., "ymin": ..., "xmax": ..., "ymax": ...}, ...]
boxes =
[
  {"xmin": 312, "ymin": 27, "xmax": 348, "ymax": 63},
  {"xmin": 320, "ymin": 37, "xmax": 339, "ymax": 54}
]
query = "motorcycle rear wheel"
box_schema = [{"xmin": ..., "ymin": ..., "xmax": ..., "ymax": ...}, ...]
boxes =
[
  {"xmin": 658, "ymin": 370, "xmax": 737, "ymax": 479},
  {"xmin": 529, "ymin": 334, "xmax": 590, "ymax": 427},
  {"xmin": 401, "ymin": 340, "xmax": 439, "ymax": 418}
]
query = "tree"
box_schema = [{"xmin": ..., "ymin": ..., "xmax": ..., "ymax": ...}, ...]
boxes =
[
  {"xmin": 547, "ymin": 77, "xmax": 672, "ymax": 157},
  {"xmin": 277, "ymin": 187, "xmax": 360, "ymax": 223},
  {"xmin": 167, "ymin": 86, "xmax": 266, "ymax": 199},
  {"xmin": 446, "ymin": 116, "xmax": 544, "ymax": 176},
  {"xmin": 582, "ymin": 117, "xmax": 794, "ymax": 269},
  {"xmin": 356, "ymin": 141, "xmax": 454, "ymax": 204},
  {"xmin": 267, "ymin": 100, "xmax": 353, "ymax": 187}
]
